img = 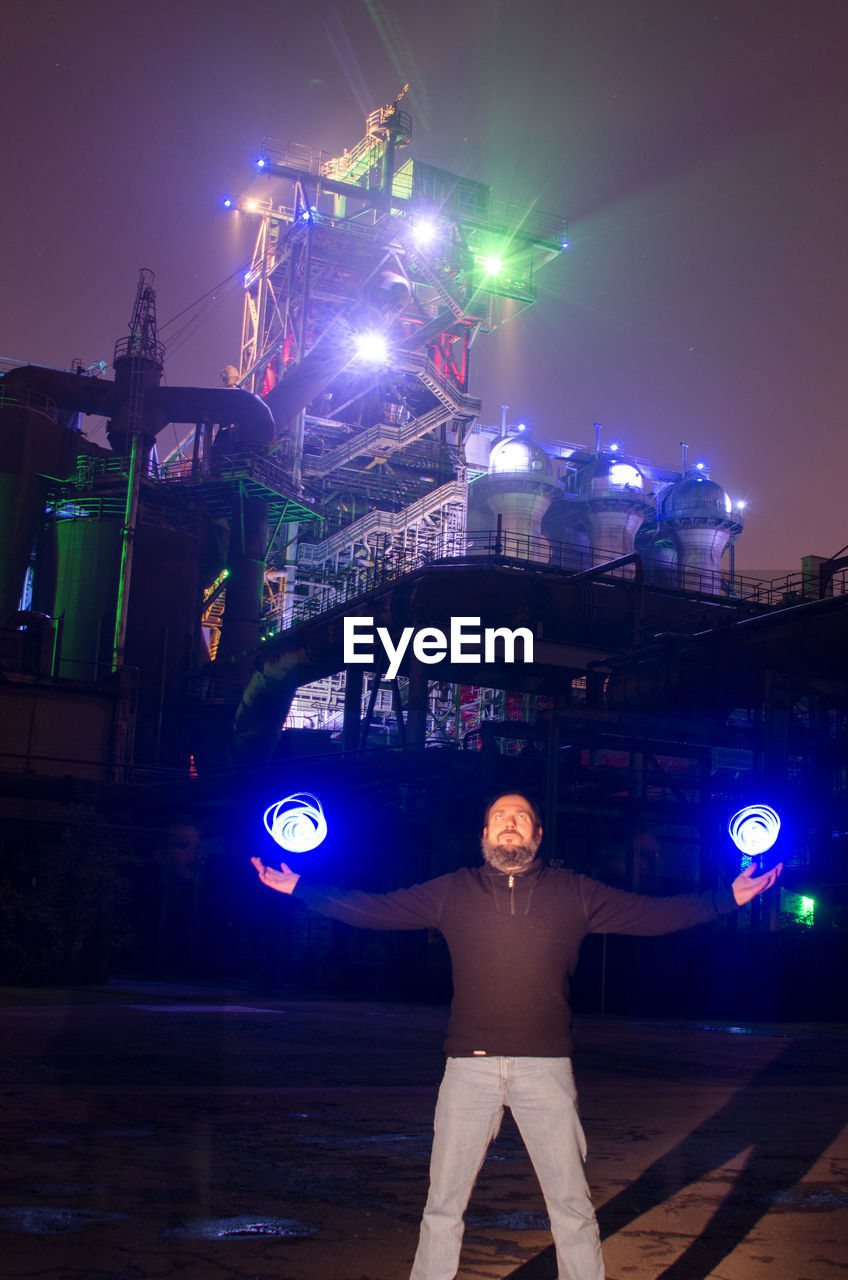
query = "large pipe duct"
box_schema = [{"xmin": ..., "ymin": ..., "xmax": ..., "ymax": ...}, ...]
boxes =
[
  {"xmin": 1, "ymin": 367, "xmax": 276, "ymax": 445},
  {"xmin": 146, "ymin": 386, "xmax": 275, "ymax": 445},
  {"xmin": 1, "ymin": 365, "xmax": 119, "ymax": 418}
]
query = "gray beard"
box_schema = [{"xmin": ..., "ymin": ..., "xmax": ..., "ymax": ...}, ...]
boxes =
[{"xmin": 480, "ymin": 832, "xmax": 540, "ymax": 873}]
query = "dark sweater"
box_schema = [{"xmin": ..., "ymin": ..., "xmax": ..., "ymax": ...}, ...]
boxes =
[{"xmin": 294, "ymin": 860, "xmax": 736, "ymax": 1058}]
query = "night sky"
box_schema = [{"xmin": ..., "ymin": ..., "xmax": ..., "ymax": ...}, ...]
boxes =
[{"xmin": 4, "ymin": 0, "xmax": 847, "ymax": 575}]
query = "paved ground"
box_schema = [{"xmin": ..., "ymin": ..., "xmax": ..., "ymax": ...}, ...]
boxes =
[{"xmin": 2, "ymin": 983, "xmax": 847, "ymax": 1280}]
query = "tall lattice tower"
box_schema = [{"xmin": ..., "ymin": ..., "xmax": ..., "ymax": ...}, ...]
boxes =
[
  {"xmin": 226, "ymin": 93, "xmax": 567, "ymax": 734},
  {"xmin": 109, "ymin": 268, "xmax": 166, "ymax": 671}
]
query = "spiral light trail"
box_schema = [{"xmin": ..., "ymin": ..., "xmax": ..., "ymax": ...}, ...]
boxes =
[
  {"xmin": 263, "ymin": 792, "xmax": 328, "ymax": 853},
  {"xmin": 728, "ymin": 804, "xmax": 781, "ymax": 857}
]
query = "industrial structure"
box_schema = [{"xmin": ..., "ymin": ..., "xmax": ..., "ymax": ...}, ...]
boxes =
[{"xmin": 1, "ymin": 94, "xmax": 847, "ymax": 1000}]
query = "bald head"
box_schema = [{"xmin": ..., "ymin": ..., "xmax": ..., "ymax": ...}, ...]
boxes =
[{"xmin": 481, "ymin": 792, "xmax": 543, "ymax": 873}]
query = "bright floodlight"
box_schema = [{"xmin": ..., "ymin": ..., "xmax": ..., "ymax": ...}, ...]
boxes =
[
  {"xmin": 264, "ymin": 793, "xmax": 328, "ymax": 854},
  {"xmin": 728, "ymin": 804, "xmax": 781, "ymax": 857},
  {"xmin": 412, "ymin": 217, "xmax": 438, "ymax": 247},
  {"xmin": 353, "ymin": 331, "xmax": 389, "ymax": 365},
  {"xmin": 482, "ymin": 255, "xmax": 504, "ymax": 276},
  {"xmin": 609, "ymin": 462, "xmax": 643, "ymax": 489}
]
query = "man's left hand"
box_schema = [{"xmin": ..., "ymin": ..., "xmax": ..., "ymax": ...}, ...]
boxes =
[{"xmin": 731, "ymin": 860, "xmax": 783, "ymax": 906}]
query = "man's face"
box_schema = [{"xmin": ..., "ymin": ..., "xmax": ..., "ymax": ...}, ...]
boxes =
[{"xmin": 481, "ymin": 794, "xmax": 542, "ymax": 873}]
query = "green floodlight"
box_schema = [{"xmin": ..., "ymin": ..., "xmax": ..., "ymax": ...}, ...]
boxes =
[{"xmin": 482, "ymin": 254, "xmax": 504, "ymax": 276}]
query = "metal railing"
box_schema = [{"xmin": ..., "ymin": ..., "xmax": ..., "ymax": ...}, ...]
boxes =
[
  {"xmin": 0, "ymin": 385, "xmax": 58, "ymax": 421},
  {"xmin": 285, "ymin": 529, "xmax": 847, "ymax": 632},
  {"xmin": 260, "ymin": 138, "xmax": 336, "ymax": 176}
]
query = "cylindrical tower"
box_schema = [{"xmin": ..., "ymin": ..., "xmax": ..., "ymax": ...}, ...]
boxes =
[
  {"xmin": 466, "ymin": 435, "xmax": 559, "ymax": 562},
  {"xmin": 574, "ymin": 458, "xmax": 655, "ymax": 566},
  {"xmin": 107, "ymin": 268, "xmax": 166, "ymax": 460},
  {"xmin": 48, "ymin": 511, "xmax": 122, "ymax": 679},
  {"xmin": 215, "ymin": 493, "xmax": 269, "ymax": 667},
  {"xmin": 0, "ymin": 400, "xmax": 89, "ymax": 625},
  {"xmin": 657, "ymin": 475, "xmax": 742, "ymax": 591}
]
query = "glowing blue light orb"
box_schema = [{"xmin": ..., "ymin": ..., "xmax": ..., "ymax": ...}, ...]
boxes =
[
  {"xmin": 728, "ymin": 804, "xmax": 781, "ymax": 857},
  {"xmin": 264, "ymin": 793, "xmax": 328, "ymax": 854}
]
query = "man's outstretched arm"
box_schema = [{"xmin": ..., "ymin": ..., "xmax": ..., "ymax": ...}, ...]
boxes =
[
  {"xmin": 579, "ymin": 857, "xmax": 784, "ymax": 935},
  {"xmin": 250, "ymin": 856, "xmax": 447, "ymax": 930}
]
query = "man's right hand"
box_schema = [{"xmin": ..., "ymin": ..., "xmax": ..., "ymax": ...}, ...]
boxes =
[{"xmin": 251, "ymin": 856, "xmax": 300, "ymax": 895}]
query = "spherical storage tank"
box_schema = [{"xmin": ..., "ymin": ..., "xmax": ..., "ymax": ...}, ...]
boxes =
[
  {"xmin": 661, "ymin": 475, "xmax": 732, "ymax": 519},
  {"xmin": 578, "ymin": 457, "xmax": 646, "ymax": 499},
  {"xmin": 487, "ymin": 437, "xmax": 553, "ymax": 477},
  {"xmin": 466, "ymin": 435, "xmax": 559, "ymax": 562},
  {"xmin": 658, "ymin": 474, "xmax": 742, "ymax": 584},
  {"xmin": 545, "ymin": 456, "xmax": 654, "ymax": 569}
]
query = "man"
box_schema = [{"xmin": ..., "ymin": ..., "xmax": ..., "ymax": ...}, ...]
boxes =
[{"xmin": 252, "ymin": 791, "xmax": 782, "ymax": 1280}]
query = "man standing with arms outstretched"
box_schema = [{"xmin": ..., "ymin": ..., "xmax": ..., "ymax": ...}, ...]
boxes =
[{"xmin": 252, "ymin": 791, "xmax": 781, "ymax": 1280}]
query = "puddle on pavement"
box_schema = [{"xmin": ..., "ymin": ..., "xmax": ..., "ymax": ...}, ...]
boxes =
[
  {"xmin": 766, "ymin": 1185, "xmax": 848, "ymax": 1211},
  {"xmin": 306, "ymin": 1131, "xmax": 425, "ymax": 1148},
  {"xmin": 466, "ymin": 1209, "xmax": 550, "ymax": 1230},
  {"xmin": 0, "ymin": 1206, "xmax": 127, "ymax": 1234},
  {"xmin": 95, "ymin": 1128, "xmax": 153, "ymax": 1139},
  {"xmin": 129, "ymin": 1005, "xmax": 286, "ymax": 1014},
  {"xmin": 30, "ymin": 1182, "xmax": 93, "ymax": 1197},
  {"xmin": 700, "ymin": 1024, "xmax": 756, "ymax": 1035},
  {"xmin": 163, "ymin": 1214, "xmax": 316, "ymax": 1239}
]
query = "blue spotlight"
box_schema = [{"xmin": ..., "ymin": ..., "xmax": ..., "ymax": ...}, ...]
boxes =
[
  {"xmin": 264, "ymin": 793, "xmax": 328, "ymax": 854},
  {"xmin": 728, "ymin": 804, "xmax": 781, "ymax": 858},
  {"xmin": 256, "ymin": 156, "xmax": 267, "ymax": 169}
]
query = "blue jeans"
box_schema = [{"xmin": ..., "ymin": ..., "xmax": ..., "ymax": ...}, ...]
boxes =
[{"xmin": 409, "ymin": 1056, "xmax": 604, "ymax": 1280}]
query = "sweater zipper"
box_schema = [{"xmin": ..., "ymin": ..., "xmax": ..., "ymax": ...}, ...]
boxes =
[{"xmin": 508, "ymin": 874, "xmax": 515, "ymax": 915}]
